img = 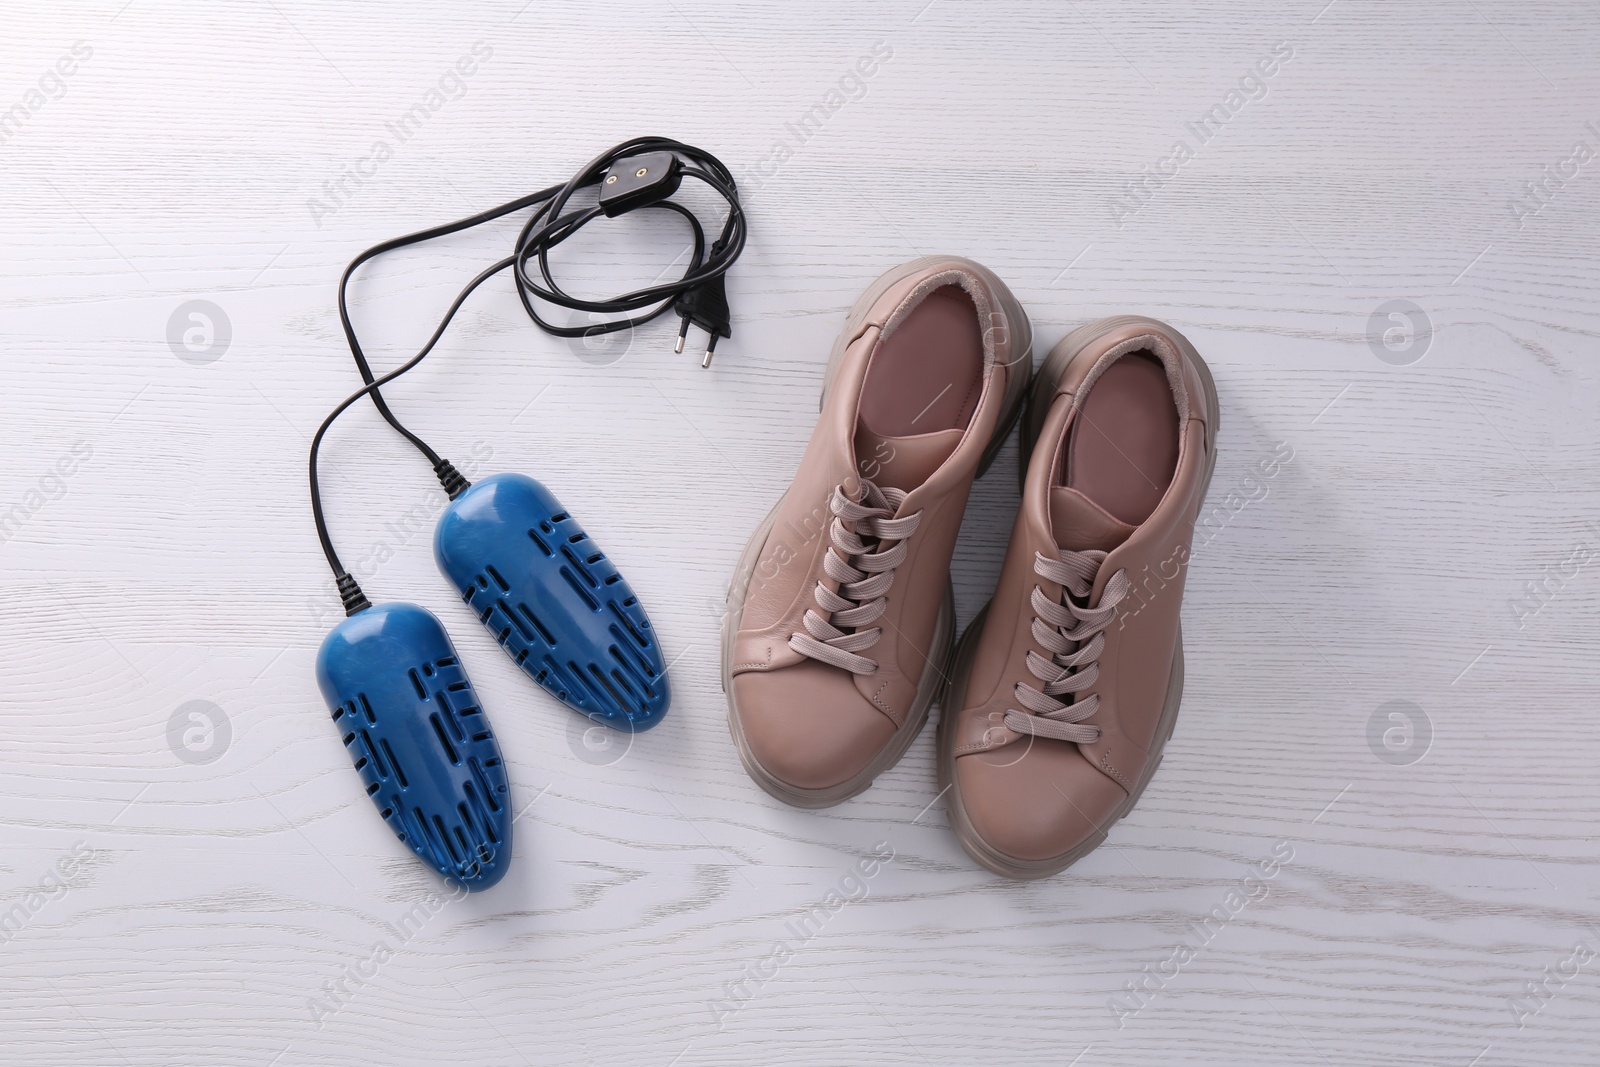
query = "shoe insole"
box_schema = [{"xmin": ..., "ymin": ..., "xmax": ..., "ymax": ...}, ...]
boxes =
[
  {"xmin": 857, "ymin": 285, "xmax": 983, "ymax": 437},
  {"xmin": 1062, "ymin": 353, "xmax": 1179, "ymax": 526}
]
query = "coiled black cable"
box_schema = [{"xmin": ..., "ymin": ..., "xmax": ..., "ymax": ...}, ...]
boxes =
[{"xmin": 308, "ymin": 137, "xmax": 745, "ymax": 612}]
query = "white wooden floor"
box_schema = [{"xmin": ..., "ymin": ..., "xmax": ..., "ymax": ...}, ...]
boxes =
[{"xmin": 3, "ymin": 1, "xmax": 1598, "ymax": 1064}]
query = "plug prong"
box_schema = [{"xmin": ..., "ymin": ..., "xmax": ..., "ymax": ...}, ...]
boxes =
[
  {"xmin": 674, "ymin": 316, "xmax": 690, "ymax": 355},
  {"xmin": 701, "ymin": 333, "xmax": 720, "ymax": 369}
]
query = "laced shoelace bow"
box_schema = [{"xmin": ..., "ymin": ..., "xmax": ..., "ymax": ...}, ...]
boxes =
[
  {"xmin": 789, "ymin": 480, "xmax": 922, "ymax": 675},
  {"xmin": 1004, "ymin": 549, "xmax": 1129, "ymax": 743}
]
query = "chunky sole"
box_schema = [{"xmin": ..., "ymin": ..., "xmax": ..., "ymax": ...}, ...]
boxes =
[
  {"xmin": 722, "ymin": 257, "xmax": 1033, "ymax": 808},
  {"xmin": 939, "ymin": 315, "xmax": 1221, "ymax": 878}
]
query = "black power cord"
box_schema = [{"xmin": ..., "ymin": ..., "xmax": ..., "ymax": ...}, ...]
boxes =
[{"xmin": 308, "ymin": 137, "xmax": 746, "ymax": 615}]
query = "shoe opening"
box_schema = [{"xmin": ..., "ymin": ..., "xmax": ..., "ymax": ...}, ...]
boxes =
[
  {"xmin": 1060, "ymin": 351, "xmax": 1179, "ymax": 526},
  {"xmin": 853, "ymin": 284, "xmax": 983, "ymax": 491}
]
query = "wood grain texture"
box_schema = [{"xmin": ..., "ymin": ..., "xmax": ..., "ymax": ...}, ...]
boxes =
[{"xmin": 1, "ymin": 0, "xmax": 1598, "ymax": 1063}]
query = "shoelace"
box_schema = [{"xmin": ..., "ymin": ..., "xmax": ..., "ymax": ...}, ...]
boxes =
[
  {"xmin": 1005, "ymin": 549, "xmax": 1129, "ymax": 743},
  {"xmin": 789, "ymin": 479, "xmax": 922, "ymax": 675}
]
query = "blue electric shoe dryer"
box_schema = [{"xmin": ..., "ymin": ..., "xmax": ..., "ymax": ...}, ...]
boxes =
[
  {"xmin": 305, "ymin": 139, "xmax": 742, "ymax": 885},
  {"xmin": 435, "ymin": 473, "xmax": 670, "ymax": 731},
  {"xmin": 316, "ymin": 602, "xmax": 512, "ymax": 891}
]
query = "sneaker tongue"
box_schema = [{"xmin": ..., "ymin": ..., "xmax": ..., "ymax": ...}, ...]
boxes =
[
  {"xmin": 853, "ymin": 426, "xmax": 964, "ymax": 493},
  {"xmin": 1050, "ymin": 486, "xmax": 1136, "ymax": 552}
]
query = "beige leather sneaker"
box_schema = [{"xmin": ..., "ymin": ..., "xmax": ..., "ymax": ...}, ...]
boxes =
[
  {"xmin": 722, "ymin": 257, "xmax": 1031, "ymax": 807},
  {"xmin": 939, "ymin": 316, "xmax": 1218, "ymax": 877}
]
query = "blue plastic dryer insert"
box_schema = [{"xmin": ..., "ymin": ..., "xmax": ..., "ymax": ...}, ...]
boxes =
[
  {"xmin": 435, "ymin": 473, "xmax": 670, "ymax": 731},
  {"xmin": 316, "ymin": 602, "xmax": 512, "ymax": 890}
]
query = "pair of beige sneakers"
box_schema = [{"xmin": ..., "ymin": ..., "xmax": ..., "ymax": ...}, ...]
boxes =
[{"xmin": 720, "ymin": 258, "xmax": 1219, "ymax": 879}]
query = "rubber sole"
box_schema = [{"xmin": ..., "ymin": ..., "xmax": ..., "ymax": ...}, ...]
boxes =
[
  {"xmin": 722, "ymin": 257, "xmax": 1033, "ymax": 808},
  {"xmin": 939, "ymin": 316, "xmax": 1221, "ymax": 878}
]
